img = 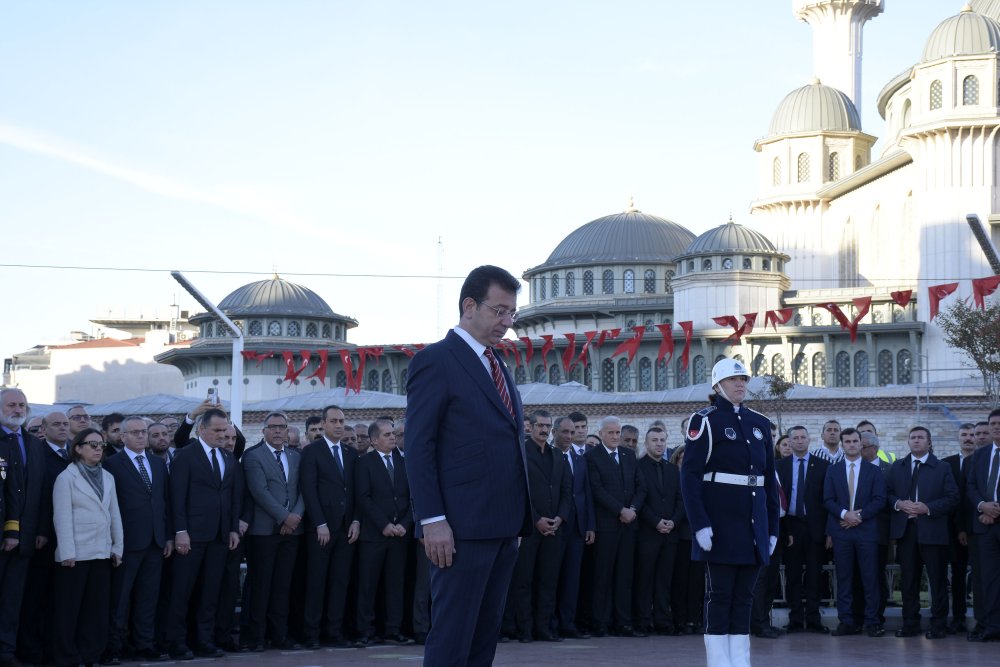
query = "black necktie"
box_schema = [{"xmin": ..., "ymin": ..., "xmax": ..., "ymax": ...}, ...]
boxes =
[
  {"xmin": 332, "ymin": 444, "xmax": 344, "ymax": 475},
  {"xmin": 274, "ymin": 450, "xmax": 284, "ymax": 478},
  {"xmin": 795, "ymin": 458, "xmax": 806, "ymax": 517},
  {"xmin": 987, "ymin": 449, "xmax": 1000, "ymax": 503},
  {"xmin": 57, "ymin": 447, "xmax": 69, "ymax": 461},
  {"xmin": 384, "ymin": 454, "xmax": 395, "ymax": 483},
  {"xmin": 611, "ymin": 450, "xmax": 619, "ymax": 465},
  {"xmin": 656, "ymin": 460, "xmax": 664, "ymax": 489},
  {"xmin": 909, "ymin": 460, "xmax": 922, "ymax": 501},
  {"xmin": 211, "ymin": 448, "xmax": 222, "ymax": 482},
  {"xmin": 565, "ymin": 452, "xmax": 573, "ymax": 476},
  {"xmin": 135, "ymin": 454, "xmax": 152, "ymax": 492}
]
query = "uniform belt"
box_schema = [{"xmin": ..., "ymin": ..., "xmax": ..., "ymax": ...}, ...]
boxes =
[{"xmin": 703, "ymin": 472, "xmax": 764, "ymax": 487}]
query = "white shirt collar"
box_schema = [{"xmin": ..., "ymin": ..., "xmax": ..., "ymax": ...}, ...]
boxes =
[
  {"xmin": 453, "ymin": 324, "xmax": 487, "ymax": 359},
  {"xmin": 323, "ymin": 435, "xmax": 341, "ymax": 449},
  {"xmin": 604, "ymin": 445, "xmax": 618, "ymax": 457}
]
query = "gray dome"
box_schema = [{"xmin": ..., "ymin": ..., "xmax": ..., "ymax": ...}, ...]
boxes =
[
  {"xmin": 922, "ymin": 6, "xmax": 1000, "ymax": 62},
  {"xmin": 680, "ymin": 220, "xmax": 779, "ymax": 257},
  {"xmin": 971, "ymin": 0, "xmax": 1000, "ymax": 22},
  {"xmin": 528, "ymin": 208, "xmax": 695, "ymax": 273},
  {"xmin": 217, "ymin": 276, "xmax": 336, "ymax": 318},
  {"xmin": 768, "ymin": 80, "xmax": 862, "ymax": 136}
]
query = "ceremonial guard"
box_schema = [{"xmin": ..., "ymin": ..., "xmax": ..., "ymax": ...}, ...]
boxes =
[{"xmin": 680, "ymin": 358, "xmax": 779, "ymax": 667}]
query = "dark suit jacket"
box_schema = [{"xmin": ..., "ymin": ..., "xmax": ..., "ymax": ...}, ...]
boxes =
[
  {"xmin": 0, "ymin": 435, "xmax": 24, "ymax": 541},
  {"xmin": 300, "ymin": 437, "xmax": 359, "ymax": 532},
  {"xmin": 586, "ymin": 446, "xmax": 646, "ymax": 533},
  {"xmin": 242, "ymin": 443, "xmax": 305, "ymax": 536},
  {"xmin": 886, "ymin": 453, "xmax": 959, "ymax": 544},
  {"xmin": 943, "ymin": 453, "xmax": 971, "ymax": 537},
  {"xmin": 637, "ymin": 456, "xmax": 684, "ymax": 542},
  {"xmin": 822, "ymin": 458, "xmax": 886, "ymax": 542},
  {"xmin": 777, "ymin": 453, "xmax": 830, "ymax": 542},
  {"xmin": 523, "ymin": 440, "xmax": 573, "ymax": 528},
  {"xmin": 355, "ymin": 448, "xmax": 412, "ymax": 542},
  {"xmin": 404, "ymin": 329, "xmax": 531, "ymax": 540},
  {"xmin": 966, "ymin": 444, "xmax": 1000, "ymax": 535},
  {"xmin": 13, "ymin": 436, "xmax": 50, "ymax": 555},
  {"xmin": 169, "ymin": 442, "xmax": 242, "ymax": 542},
  {"xmin": 174, "ymin": 419, "xmax": 246, "ymax": 460},
  {"xmin": 37, "ymin": 442, "xmax": 70, "ymax": 544},
  {"xmin": 563, "ymin": 448, "xmax": 595, "ymax": 537},
  {"xmin": 105, "ymin": 449, "xmax": 170, "ymax": 551}
]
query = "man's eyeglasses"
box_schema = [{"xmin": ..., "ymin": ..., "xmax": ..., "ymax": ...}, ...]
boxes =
[
  {"xmin": 27, "ymin": 426, "xmax": 41, "ymax": 434},
  {"xmin": 477, "ymin": 301, "xmax": 517, "ymax": 323},
  {"xmin": 125, "ymin": 429, "xmax": 148, "ymax": 436},
  {"xmin": 69, "ymin": 414, "xmax": 90, "ymax": 421},
  {"xmin": 266, "ymin": 424, "xmax": 288, "ymax": 430}
]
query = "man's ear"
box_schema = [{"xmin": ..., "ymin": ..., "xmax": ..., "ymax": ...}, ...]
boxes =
[{"xmin": 460, "ymin": 296, "xmax": 477, "ymax": 318}]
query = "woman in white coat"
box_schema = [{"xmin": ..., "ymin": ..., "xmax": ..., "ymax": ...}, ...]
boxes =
[{"xmin": 52, "ymin": 427, "xmax": 124, "ymax": 667}]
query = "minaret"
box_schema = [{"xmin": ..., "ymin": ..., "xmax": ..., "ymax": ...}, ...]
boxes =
[{"xmin": 793, "ymin": 0, "xmax": 884, "ymax": 112}]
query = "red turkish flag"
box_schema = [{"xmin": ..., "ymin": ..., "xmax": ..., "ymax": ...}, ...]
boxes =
[
  {"xmin": 972, "ymin": 276, "xmax": 1000, "ymax": 309},
  {"xmin": 890, "ymin": 290, "xmax": 913, "ymax": 308},
  {"xmin": 764, "ymin": 308, "xmax": 793, "ymax": 331},
  {"xmin": 282, "ymin": 350, "xmax": 310, "ymax": 384},
  {"xmin": 611, "ymin": 327, "xmax": 646, "ymax": 365},
  {"xmin": 304, "ymin": 349, "xmax": 329, "ymax": 385},
  {"xmin": 655, "ymin": 323, "xmax": 675, "ymax": 363},
  {"xmin": 540, "ymin": 335, "xmax": 554, "ymax": 366},
  {"xmin": 562, "ymin": 333, "xmax": 577, "ymax": 375},
  {"xmin": 928, "ymin": 282, "xmax": 959, "ymax": 320},
  {"xmin": 574, "ymin": 330, "xmax": 599, "ymax": 369},
  {"xmin": 679, "ymin": 321, "xmax": 693, "ymax": 371},
  {"xmin": 394, "ymin": 345, "xmax": 416, "ymax": 358},
  {"xmin": 519, "ymin": 337, "xmax": 534, "ymax": 366}
]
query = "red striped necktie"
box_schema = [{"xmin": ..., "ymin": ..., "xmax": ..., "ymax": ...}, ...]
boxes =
[{"xmin": 484, "ymin": 347, "xmax": 514, "ymax": 419}]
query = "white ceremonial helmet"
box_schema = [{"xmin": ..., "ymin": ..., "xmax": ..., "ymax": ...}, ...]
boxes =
[{"xmin": 711, "ymin": 357, "xmax": 750, "ymax": 387}]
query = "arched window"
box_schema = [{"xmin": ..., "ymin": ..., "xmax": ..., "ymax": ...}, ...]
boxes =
[
  {"xmin": 877, "ymin": 350, "xmax": 893, "ymax": 386},
  {"xmin": 643, "ymin": 269, "xmax": 656, "ymax": 294},
  {"xmin": 964, "ymin": 75, "xmax": 979, "ymax": 105},
  {"xmin": 773, "ymin": 157, "xmax": 782, "ymax": 186},
  {"xmin": 335, "ymin": 371, "xmax": 347, "ymax": 388},
  {"xmin": 812, "ymin": 311, "xmax": 825, "ymax": 326},
  {"xmin": 549, "ymin": 364, "xmax": 562, "ymax": 385},
  {"xmin": 855, "ymin": 154, "xmax": 863, "ymax": 170},
  {"xmin": 583, "ymin": 270, "xmax": 594, "ymax": 295},
  {"xmin": 584, "ymin": 365, "xmax": 592, "ymax": 388},
  {"xmin": 305, "ymin": 322, "xmax": 318, "ymax": 338},
  {"xmin": 675, "ymin": 358, "xmax": 690, "ymax": 388},
  {"xmin": 514, "ymin": 366, "xmax": 527, "ymax": 384},
  {"xmin": 268, "ymin": 320, "xmax": 282, "ymax": 336},
  {"xmin": 534, "ymin": 364, "xmax": 546, "ymax": 383},
  {"xmin": 930, "ymin": 80, "xmax": 943, "ymax": 110},
  {"xmin": 693, "ymin": 355, "xmax": 707, "ymax": 384},
  {"xmin": 249, "ymin": 320, "xmax": 263, "ymax": 336},
  {"xmin": 664, "ymin": 270, "xmax": 675, "ymax": 293},
  {"xmin": 897, "ymin": 349, "xmax": 913, "ymax": 384},
  {"xmin": 655, "ymin": 359, "xmax": 668, "ymax": 390},
  {"xmin": 602, "ymin": 270, "xmax": 614, "ymax": 294},
  {"xmin": 287, "ymin": 321, "xmax": 301, "ymax": 337},
  {"xmin": 399, "ymin": 368, "xmax": 408, "ymax": 394},
  {"xmin": 322, "ymin": 323, "xmax": 332, "ymax": 338},
  {"xmin": 854, "ymin": 351, "xmax": 870, "ymax": 387},
  {"xmin": 733, "ymin": 354, "xmax": 745, "ymax": 366},
  {"xmin": 702, "ymin": 259, "xmax": 712, "ymax": 271},
  {"xmin": 792, "ymin": 352, "xmax": 808, "ymax": 384},
  {"xmin": 623, "ymin": 270, "xmax": 635, "ymax": 293},
  {"xmin": 551, "ymin": 274, "xmax": 559, "ymax": 298},
  {"xmin": 812, "ymin": 352, "xmax": 826, "ymax": 386},
  {"xmin": 568, "ymin": 364, "xmax": 582, "ymax": 384},
  {"xmin": 639, "ymin": 357, "xmax": 652, "ymax": 391},
  {"xmin": 797, "ymin": 152, "xmax": 810, "ymax": 182},
  {"xmin": 626, "ymin": 319, "xmax": 636, "ymax": 330},
  {"xmin": 772, "ymin": 353, "xmax": 786, "ymax": 379},
  {"xmin": 367, "ymin": 369, "xmax": 379, "ymax": 391},
  {"xmin": 742, "ymin": 258, "xmax": 752, "ymax": 269},
  {"xmin": 902, "ymin": 98, "xmax": 912, "ymax": 127},
  {"xmin": 827, "ymin": 152, "xmax": 840, "ymax": 182},
  {"xmin": 566, "ymin": 272, "xmax": 575, "ymax": 296},
  {"xmin": 762, "ymin": 259, "xmax": 771, "ymax": 271},
  {"xmin": 335, "ymin": 325, "xmax": 342, "ymax": 339},
  {"xmin": 601, "ymin": 359, "xmax": 615, "ymax": 391},
  {"xmin": 538, "ymin": 276, "xmax": 546, "ymax": 300},
  {"xmin": 382, "ymin": 369, "xmax": 393, "ymax": 392},
  {"xmin": 835, "ymin": 351, "xmax": 850, "ymax": 387},
  {"xmin": 752, "ymin": 353, "xmax": 767, "ymax": 376}
]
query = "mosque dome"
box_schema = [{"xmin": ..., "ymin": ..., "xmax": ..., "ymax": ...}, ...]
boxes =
[
  {"xmin": 767, "ymin": 79, "xmax": 862, "ymax": 136},
  {"xmin": 216, "ymin": 276, "xmax": 337, "ymax": 318},
  {"xmin": 681, "ymin": 219, "xmax": 780, "ymax": 256},
  {"xmin": 922, "ymin": 5, "xmax": 1000, "ymax": 63}
]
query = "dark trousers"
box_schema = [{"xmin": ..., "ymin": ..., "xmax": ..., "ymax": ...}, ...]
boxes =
[
  {"xmin": 555, "ymin": 529, "xmax": 585, "ymax": 632},
  {"xmin": 970, "ymin": 533, "xmax": 985, "ymax": 624},
  {"xmin": 246, "ymin": 534, "xmax": 299, "ymax": 645},
  {"xmin": 0, "ymin": 550, "xmax": 30, "ymax": 659},
  {"xmin": 592, "ymin": 527, "xmax": 636, "ymax": 629},
  {"xmin": 357, "ymin": 537, "xmax": 410, "ymax": 637},
  {"xmin": 214, "ymin": 535, "xmax": 244, "ymax": 645},
  {"xmin": 412, "ymin": 543, "xmax": 431, "ymax": 634},
  {"xmin": 704, "ymin": 562, "xmax": 760, "ymax": 635},
  {"xmin": 832, "ymin": 536, "xmax": 879, "ymax": 626},
  {"xmin": 424, "ymin": 537, "xmax": 517, "ymax": 667},
  {"xmin": 950, "ymin": 538, "xmax": 969, "ymax": 624},
  {"xmin": 897, "ymin": 523, "xmax": 949, "ymax": 631},
  {"xmin": 504, "ymin": 531, "xmax": 566, "ymax": 636},
  {"xmin": 166, "ymin": 539, "xmax": 227, "ymax": 647},
  {"xmin": 18, "ymin": 544, "xmax": 57, "ymax": 663},
  {"xmin": 783, "ymin": 517, "xmax": 825, "ymax": 626},
  {"xmin": 52, "ymin": 559, "xmax": 112, "ymax": 667},
  {"xmin": 576, "ymin": 540, "xmax": 596, "ymax": 631},
  {"xmin": 634, "ymin": 536, "xmax": 677, "ymax": 630},
  {"xmin": 672, "ymin": 539, "xmax": 705, "ymax": 628},
  {"xmin": 287, "ymin": 534, "xmax": 308, "ymax": 641},
  {"xmin": 978, "ymin": 524, "xmax": 1000, "ymax": 633},
  {"xmin": 109, "ymin": 545, "xmax": 164, "ymax": 653},
  {"xmin": 851, "ymin": 543, "xmax": 889, "ymax": 625},
  {"xmin": 751, "ymin": 536, "xmax": 783, "ymax": 631},
  {"xmin": 304, "ymin": 528, "xmax": 355, "ymax": 641}
]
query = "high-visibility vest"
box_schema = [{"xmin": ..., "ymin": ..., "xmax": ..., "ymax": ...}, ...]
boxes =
[{"xmin": 877, "ymin": 449, "xmax": 896, "ymax": 464}]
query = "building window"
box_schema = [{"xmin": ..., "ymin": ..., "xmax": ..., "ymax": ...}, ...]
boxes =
[
  {"xmin": 797, "ymin": 152, "xmax": 810, "ymax": 182},
  {"xmin": 665, "ymin": 270, "xmax": 675, "ymax": 293},
  {"xmin": 772, "ymin": 353, "xmax": 786, "ymax": 379},
  {"xmin": 752, "ymin": 353, "xmax": 766, "ymax": 376},
  {"xmin": 793, "ymin": 352, "xmax": 808, "ymax": 384},
  {"xmin": 583, "ymin": 270, "xmax": 594, "ymax": 295},
  {"xmin": 534, "ymin": 364, "xmax": 546, "ymax": 382},
  {"xmin": 854, "ymin": 351, "xmax": 870, "ymax": 387},
  {"xmin": 733, "ymin": 354, "xmax": 744, "ymax": 366},
  {"xmin": 538, "ymin": 276, "xmax": 546, "ymax": 300},
  {"xmin": 812, "ymin": 352, "xmax": 826, "ymax": 386},
  {"xmin": 687, "ymin": 260, "xmax": 695, "ymax": 272},
  {"xmin": 335, "ymin": 371, "xmax": 347, "ymax": 388},
  {"xmin": 626, "ymin": 319, "xmax": 636, "ymax": 329},
  {"xmin": 811, "ymin": 311, "xmax": 824, "ymax": 326},
  {"xmin": 827, "ymin": 152, "xmax": 840, "ymax": 181},
  {"xmin": 602, "ymin": 270, "xmax": 614, "ymax": 294},
  {"xmin": 584, "ymin": 365, "xmax": 592, "ymax": 388},
  {"xmin": 878, "ymin": 350, "xmax": 893, "ymax": 386},
  {"xmin": 773, "ymin": 157, "xmax": 782, "ymax": 186},
  {"xmin": 930, "ymin": 79, "xmax": 943, "ymax": 110},
  {"xmin": 902, "ymin": 98, "xmax": 912, "ymax": 127},
  {"xmin": 367, "ymin": 370, "xmax": 379, "ymax": 391},
  {"xmin": 742, "ymin": 257, "xmax": 752, "ymax": 270},
  {"xmin": 702, "ymin": 258, "xmax": 712, "ymax": 271},
  {"xmin": 897, "ymin": 349, "xmax": 913, "ymax": 384},
  {"xmin": 382, "ymin": 369, "xmax": 393, "ymax": 392},
  {"xmin": 643, "ymin": 269, "xmax": 656, "ymax": 294},
  {"xmin": 693, "ymin": 355, "xmax": 707, "ymax": 384},
  {"xmin": 322, "ymin": 323, "xmax": 332, "ymax": 338},
  {"xmin": 515, "ymin": 366, "xmax": 527, "ymax": 384},
  {"xmin": 232, "ymin": 320, "xmax": 243, "ymax": 333},
  {"xmin": 964, "ymin": 75, "xmax": 979, "ymax": 105},
  {"xmin": 639, "ymin": 357, "xmax": 652, "ymax": 391},
  {"xmin": 762, "ymin": 259, "xmax": 771, "ymax": 271},
  {"xmin": 268, "ymin": 320, "xmax": 282, "ymax": 336},
  {"xmin": 835, "ymin": 351, "xmax": 850, "ymax": 387},
  {"xmin": 569, "ymin": 365, "xmax": 582, "ymax": 384},
  {"xmin": 644, "ymin": 319, "xmax": 654, "ymax": 328},
  {"xmin": 855, "ymin": 154, "xmax": 863, "ymax": 170},
  {"xmin": 551, "ymin": 274, "xmax": 559, "ymax": 298},
  {"xmin": 602, "ymin": 359, "xmax": 615, "ymax": 391},
  {"xmin": 287, "ymin": 321, "xmax": 301, "ymax": 337},
  {"xmin": 334, "ymin": 325, "xmax": 341, "ymax": 339},
  {"xmin": 655, "ymin": 359, "xmax": 668, "ymax": 390},
  {"xmin": 566, "ymin": 272, "xmax": 575, "ymax": 296},
  {"xmin": 399, "ymin": 368, "xmax": 408, "ymax": 394},
  {"xmin": 623, "ymin": 270, "xmax": 635, "ymax": 293},
  {"xmin": 676, "ymin": 358, "xmax": 690, "ymax": 388},
  {"xmin": 249, "ymin": 320, "xmax": 263, "ymax": 336},
  {"xmin": 305, "ymin": 322, "xmax": 318, "ymax": 337},
  {"xmin": 549, "ymin": 364, "xmax": 562, "ymax": 385},
  {"xmin": 618, "ymin": 359, "xmax": 630, "ymax": 391}
]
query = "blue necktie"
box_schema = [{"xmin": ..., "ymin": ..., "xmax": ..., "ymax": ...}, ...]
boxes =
[{"xmin": 795, "ymin": 458, "xmax": 806, "ymax": 517}]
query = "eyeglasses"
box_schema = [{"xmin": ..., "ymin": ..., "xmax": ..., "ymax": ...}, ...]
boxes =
[
  {"xmin": 266, "ymin": 424, "xmax": 288, "ymax": 430},
  {"xmin": 125, "ymin": 429, "xmax": 148, "ymax": 436},
  {"xmin": 69, "ymin": 414, "xmax": 90, "ymax": 421},
  {"xmin": 27, "ymin": 426, "xmax": 41, "ymax": 434},
  {"xmin": 477, "ymin": 301, "xmax": 518, "ymax": 323},
  {"xmin": 80, "ymin": 441, "xmax": 105, "ymax": 450}
]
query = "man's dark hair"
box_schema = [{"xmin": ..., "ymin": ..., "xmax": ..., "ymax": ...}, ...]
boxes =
[
  {"xmin": 457, "ymin": 265, "xmax": 521, "ymax": 316},
  {"xmin": 823, "ymin": 419, "xmax": 841, "ymax": 428},
  {"xmin": 959, "ymin": 422, "xmax": 976, "ymax": 430},
  {"xmin": 787, "ymin": 425, "xmax": 808, "ymax": 437},
  {"xmin": 977, "ymin": 420, "xmax": 990, "ymax": 428},
  {"xmin": 621, "ymin": 425, "xmax": 639, "ymax": 436},
  {"xmin": 102, "ymin": 412, "xmax": 125, "ymax": 431},
  {"xmin": 553, "ymin": 416, "xmax": 569, "ymax": 430},
  {"xmin": 567, "ymin": 411, "xmax": 587, "ymax": 424},
  {"xmin": 645, "ymin": 426, "xmax": 665, "ymax": 437},
  {"xmin": 343, "ymin": 425, "xmax": 355, "ymax": 433},
  {"xmin": 369, "ymin": 418, "xmax": 394, "ymax": 441},
  {"xmin": 322, "ymin": 405, "xmax": 344, "ymax": 421},
  {"xmin": 840, "ymin": 427, "xmax": 859, "ymax": 441},
  {"xmin": 909, "ymin": 425, "xmax": 932, "ymax": 443},
  {"xmin": 989, "ymin": 409, "xmax": 1000, "ymax": 421},
  {"xmin": 198, "ymin": 408, "xmax": 229, "ymax": 428},
  {"xmin": 529, "ymin": 410, "xmax": 552, "ymax": 424},
  {"xmin": 856, "ymin": 419, "xmax": 876, "ymax": 431},
  {"xmin": 305, "ymin": 415, "xmax": 322, "ymax": 429}
]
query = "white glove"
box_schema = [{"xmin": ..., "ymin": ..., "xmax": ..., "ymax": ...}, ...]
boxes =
[
  {"xmin": 695, "ymin": 527, "xmax": 713, "ymax": 551},
  {"xmin": 769, "ymin": 535, "xmax": 778, "ymax": 556}
]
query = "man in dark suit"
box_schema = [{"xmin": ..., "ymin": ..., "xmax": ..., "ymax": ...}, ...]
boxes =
[
  {"xmin": 0, "ymin": 388, "xmax": 29, "ymax": 667},
  {"xmin": 503, "ymin": 410, "xmax": 572, "ymax": 643},
  {"xmin": 855, "ymin": 431, "xmax": 892, "ymax": 627},
  {"xmin": 966, "ymin": 408, "xmax": 1000, "ymax": 642},
  {"xmin": 552, "ymin": 415, "xmax": 595, "ymax": 639},
  {"xmin": 354, "ymin": 418, "xmax": 413, "ymax": 646},
  {"xmin": 586, "ymin": 416, "xmax": 646, "ymax": 637},
  {"xmin": 300, "ymin": 404, "xmax": 360, "ymax": 648},
  {"xmin": 886, "ymin": 426, "xmax": 959, "ymax": 639},
  {"xmin": 404, "ymin": 265, "xmax": 532, "ymax": 667},
  {"xmin": 634, "ymin": 426, "xmax": 684, "ymax": 635},
  {"xmin": 943, "ymin": 422, "xmax": 976, "ymax": 634},
  {"xmin": 241, "ymin": 411, "xmax": 304, "ymax": 651},
  {"xmin": 822, "ymin": 427, "xmax": 886, "ymax": 637},
  {"xmin": 173, "ymin": 399, "xmax": 247, "ymax": 460},
  {"xmin": 166, "ymin": 408, "xmax": 243, "ymax": 660},
  {"xmin": 776, "ymin": 425, "xmax": 830, "ymax": 633},
  {"xmin": 104, "ymin": 416, "xmax": 172, "ymax": 662}
]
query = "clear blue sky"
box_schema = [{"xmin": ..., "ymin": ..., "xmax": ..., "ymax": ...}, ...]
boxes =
[{"xmin": 0, "ymin": 1, "xmax": 950, "ymax": 359}]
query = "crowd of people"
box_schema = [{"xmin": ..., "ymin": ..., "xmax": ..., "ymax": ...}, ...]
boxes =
[{"xmin": 0, "ymin": 384, "xmax": 998, "ymax": 667}]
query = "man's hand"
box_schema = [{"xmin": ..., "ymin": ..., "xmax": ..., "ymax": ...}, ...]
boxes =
[
  {"xmin": 239, "ymin": 520, "xmax": 249, "ymax": 536},
  {"xmin": 61, "ymin": 559, "xmax": 75, "ymax": 568},
  {"xmin": 619, "ymin": 507, "xmax": 636, "ymax": 524},
  {"xmin": 825, "ymin": 535, "xmax": 833, "ymax": 550},
  {"xmin": 316, "ymin": 525, "xmax": 331, "ymax": 546},
  {"xmin": 535, "ymin": 517, "xmax": 551, "ymax": 535},
  {"xmin": 281, "ymin": 513, "xmax": 302, "ymax": 535},
  {"xmin": 392, "ymin": 524, "xmax": 406, "ymax": 537},
  {"xmin": 958, "ymin": 530, "xmax": 968, "ymax": 547},
  {"xmin": 843, "ymin": 510, "xmax": 863, "ymax": 527},
  {"xmin": 909, "ymin": 501, "xmax": 929, "ymax": 516},
  {"xmin": 655, "ymin": 519, "xmax": 670, "ymax": 534},
  {"xmin": 175, "ymin": 532, "xmax": 191, "ymax": 555},
  {"xmin": 981, "ymin": 501, "xmax": 1000, "ymax": 519},
  {"xmin": 2, "ymin": 537, "xmax": 18, "ymax": 552},
  {"xmin": 111, "ymin": 553, "xmax": 122, "ymax": 567},
  {"xmin": 188, "ymin": 399, "xmax": 218, "ymax": 421},
  {"xmin": 423, "ymin": 519, "xmax": 456, "ymax": 568},
  {"xmin": 35, "ymin": 535, "xmax": 48, "ymax": 550},
  {"xmin": 383, "ymin": 523, "xmax": 397, "ymax": 537},
  {"xmin": 228, "ymin": 532, "xmax": 240, "ymax": 550},
  {"xmin": 347, "ymin": 521, "xmax": 360, "ymax": 544},
  {"xmin": 980, "ymin": 513, "xmax": 996, "ymax": 525},
  {"xmin": 695, "ymin": 527, "xmax": 713, "ymax": 551},
  {"xmin": 164, "ymin": 540, "xmax": 174, "ymax": 558},
  {"xmin": 585, "ymin": 530, "xmax": 595, "ymax": 545}
]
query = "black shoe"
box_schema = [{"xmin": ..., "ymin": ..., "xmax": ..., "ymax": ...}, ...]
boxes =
[
  {"xmin": 534, "ymin": 631, "xmax": 563, "ymax": 642},
  {"xmin": 948, "ymin": 621, "xmax": 967, "ymax": 635},
  {"xmin": 865, "ymin": 624, "xmax": 885, "ymax": 638},
  {"xmin": 783, "ymin": 623, "xmax": 805, "ymax": 634},
  {"xmin": 517, "ymin": 632, "xmax": 533, "ymax": 644},
  {"xmin": 895, "ymin": 627, "xmax": 921, "ymax": 638},
  {"xmin": 805, "ymin": 622, "xmax": 829, "ymax": 634},
  {"xmin": 275, "ymin": 640, "xmax": 302, "ymax": 651},
  {"xmin": 134, "ymin": 647, "xmax": 170, "ymax": 662},
  {"xmin": 216, "ymin": 640, "xmax": 241, "ymax": 654},
  {"xmin": 654, "ymin": 625, "xmax": 675, "ymax": 636},
  {"xmin": 100, "ymin": 655, "xmax": 121, "ymax": 666},
  {"xmin": 754, "ymin": 626, "xmax": 783, "ymax": 639},
  {"xmin": 168, "ymin": 645, "xmax": 193, "ymax": 661},
  {"xmin": 302, "ymin": 641, "xmax": 321, "ymax": 650},
  {"xmin": 384, "ymin": 634, "xmax": 413, "ymax": 646},
  {"xmin": 925, "ymin": 628, "xmax": 948, "ymax": 640},
  {"xmin": 193, "ymin": 643, "xmax": 225, "ymax": 658},
  {"xmin": 968, "ymin": 630, "xmax": 1000, "ymax": 642},
  {"xmin": 560, "ymin": 628, "xmax": 590, "ymax": 639},
  {"xmin": 325, "ymin": 636, "xmax": 352, "ymax": 649},
  {"xmin": 614, "ymin": 625, "xmax": 645, "ymax": 638},
  {"xmin": 591, "ymin": 626, "xmax": 608, "ymax": 637},
  {"xmin": 353, "ymin": 636, "xmax": 371, "ymax": 648},
  {"xmin": 831, "ymin": 623, "xmax": 860, "ymax": 636},
  {"xmin": 414, "ymin": 633, "xmax": 427, "ymax": 645}
]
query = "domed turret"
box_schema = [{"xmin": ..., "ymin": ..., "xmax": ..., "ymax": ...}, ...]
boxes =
[
  {"xmin": 768, "ymin": 79, "xmax": 862, "ymax": 137},
  {"xmin": 922, "ymin": 5, "xmax": 1000, "ymax": 63}
]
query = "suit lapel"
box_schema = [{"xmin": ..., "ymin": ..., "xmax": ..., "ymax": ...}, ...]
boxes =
[{"xmin": 445, "ymin": 331, "xmax": 515, "ymax": 424}]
